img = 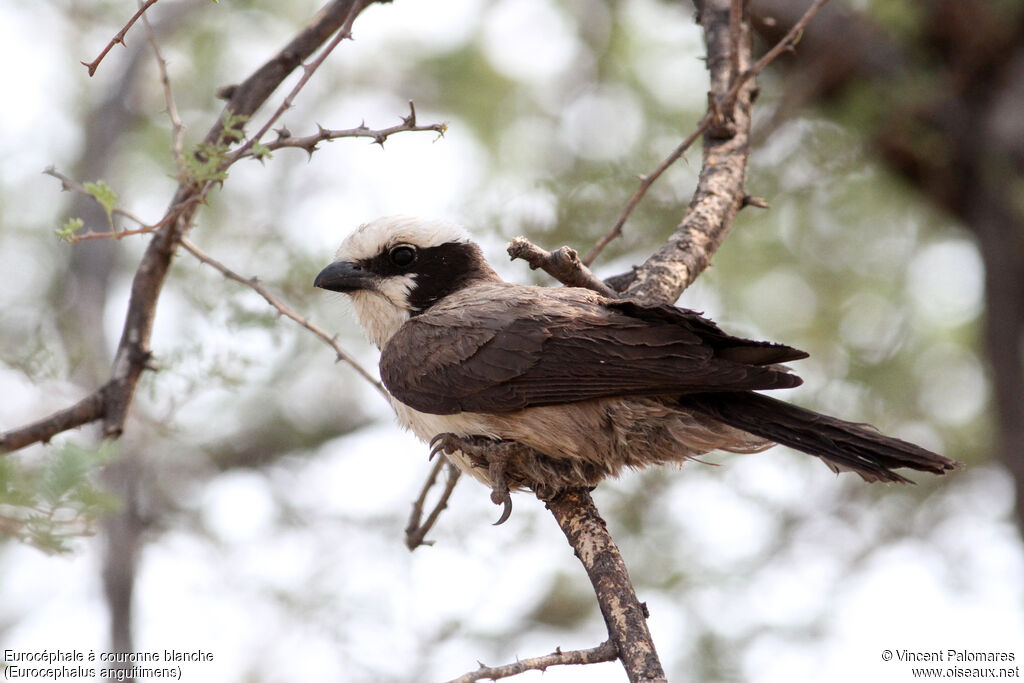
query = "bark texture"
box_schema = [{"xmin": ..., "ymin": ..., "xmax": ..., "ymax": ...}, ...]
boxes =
[{"xmin": 547, "ymin": 489, "xmax": 667, "ymax": 683}]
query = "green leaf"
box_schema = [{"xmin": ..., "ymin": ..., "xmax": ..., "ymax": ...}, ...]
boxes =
[
  {"xmin": 56, "ymin": 217, "xmax": 84, "ymax": 242},
  {"xmin": 251, "ymin": 141, "xmax": 273, "ymax": 161},
  {"xmin": 84, "ymin": 180, "xmax": 118, "ymax": 218}
]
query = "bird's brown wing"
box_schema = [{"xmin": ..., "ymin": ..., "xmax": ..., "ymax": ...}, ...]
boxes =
[{"xmin": 380, "ymin": 286, "xmax": 808, "ymax": 415}]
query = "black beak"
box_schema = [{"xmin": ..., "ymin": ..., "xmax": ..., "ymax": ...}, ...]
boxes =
[{"xmin": 313, "ymin": 261, "xmax": 377, "ymax": 293}]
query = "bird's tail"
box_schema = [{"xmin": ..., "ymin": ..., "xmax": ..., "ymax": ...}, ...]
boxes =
[{"xmin": 681, "ymin": 392, "xmax": 962, "ymax": 483}]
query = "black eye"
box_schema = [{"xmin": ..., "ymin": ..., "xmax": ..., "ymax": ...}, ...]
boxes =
[{"xmin": 389, "ymin": 245, "xmax": 417, "ymax": 267}]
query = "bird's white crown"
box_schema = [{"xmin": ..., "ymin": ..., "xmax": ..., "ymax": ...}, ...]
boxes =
[{"xmin": 334, "ymin": 215, "xmax": 472, "ymax": 262}]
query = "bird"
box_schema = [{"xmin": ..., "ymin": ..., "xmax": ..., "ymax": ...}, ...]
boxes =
[{"xmin": 314, "ymin": 215, "xmax": 961, "ymax": 522}]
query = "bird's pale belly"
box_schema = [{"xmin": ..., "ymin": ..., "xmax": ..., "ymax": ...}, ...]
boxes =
[{"xmin": 388, "ymin": 394, "xmax": 771, "ymax": 489}]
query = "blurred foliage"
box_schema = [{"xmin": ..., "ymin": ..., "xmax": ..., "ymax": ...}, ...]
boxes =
[
  {"xmin": 0, "ymin": 444, "xmax": 119, "ymax": 553},
  {"xmin": 0, "ymin": 0, "xmax": 1010, "ymax": 682}
]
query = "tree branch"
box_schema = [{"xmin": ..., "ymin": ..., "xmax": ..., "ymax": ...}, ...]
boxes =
[
  {"xmin": 617, "ymin": 0, "xmax": 755, "ymax": 305},
  {"xmin": 178, "ymin": 238, "xmax": 387, "ymax": 398},
  {"xmin": 249, "ymin": 101, "xmax": 447, "ymax": 160},
  {"xmin": 585, "ymin": 0, "xmax": 829, "ymax": 273},
  {"xmin": 224, "ymin": 0, "xmax": 373, "ymax": 166},
  {"xmin": 141, "ymin": 8, "xmax": 186, "ymax": 170},
  {"xmin": 445, "ymin": 640, "xmax": 618, "ymax": 683},
  {"xmin": 3, "ymin": 0, "xmax": 386, "ymax": 455},
  {"xmin": 546, "ymin": 490, "xmax": 667, "ymax": 683},
  {"xmin": 404, "ymin": 457, "xmax": 462, "ymax": 551},
  {"xmin": 506, "ymin": 237, "xmax": 616, "ymax": 297},
  {"xmin": 81, "ymin": 0, "xmax": 160, "ymax": 77},
  {"xmin": 0, "ymin": 392, "xmax": 107, "ymax": 453}
]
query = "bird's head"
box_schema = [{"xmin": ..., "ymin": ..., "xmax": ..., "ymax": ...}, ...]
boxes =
[{"xmin": 315, "ymin": 215, "xmax": 499, "ymax": 347}]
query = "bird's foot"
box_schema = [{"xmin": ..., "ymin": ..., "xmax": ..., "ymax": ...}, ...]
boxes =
[{"xmin": 428, "ymin": 433, "xmax": 527, "ymax": 525}]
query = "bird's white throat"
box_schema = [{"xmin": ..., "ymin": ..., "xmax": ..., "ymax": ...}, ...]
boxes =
[{"xmin": 348, "ymin": 288, "xmax": 414, "ymax": 349}]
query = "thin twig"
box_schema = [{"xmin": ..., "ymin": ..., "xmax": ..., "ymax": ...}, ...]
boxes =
[
  {"xmin": 178, "ymin": 237, "xmax": 387, "ymax": 398},
  {"xmin": 225, "ymin": 0, "xmax": 372, "ymax": 166},
  {"xmin": 720, "ymin": 0, "xmax": 829, "ymax": 116},
  {"xmin": 445, "ymin": 640, "xmax": 619, "ymax": 683},
  {"xmin": 44, "ymin": 167, "xmax": 150, "ymax": 228},
  {"xmin": 404, "ymin": 458, "xmax": 462, "ymax": 551},
  {"xmin": 3, "ymin": 0, "xmax": 381, "ymax": 456},
  {"xmin": 584, "ymin": 0, "xmax": 830, "ymax": 266},
  {"xmin": 141, "ymin": 9, "xmax": 186, "ymax": 169},
  {"xmin": 251, "ymin": 101, "xmax": 447, "ymax": 159},
  {"xmin": 81, "ymin": 0, "xmax": 160, "ymax": 77},
  {"xmin": 44, "ymin": 166, "xmax": 203, "ymax": 242},
  {"xmin": 583, "ymin": 118, "xmax": 709, "ymax": 266}
]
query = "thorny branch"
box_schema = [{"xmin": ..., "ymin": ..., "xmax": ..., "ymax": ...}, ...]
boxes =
[
  {"xmin": 584, "ymin": 0, "xmax": 829, "ymax": 269},
  {"xmin": 225, "ymin": 0, "xmax": 372, "ymax": 166},
  {"xmin": 2, "ymin": 0, "xmax": 398, "ymax": 455},
  {"xmin": 81, "ymin": 0, "xmax": 160, "ymax": 77},
  {"xmin": 178, "ymin": 238, "xmax": 387, "ymax": 397},
  {"xmin": 445, "ymin": 640, "xmax": 618, "ymax": 683},
  {"xmin": 245, "ymin": 101, "xmax": 447, "ymax": 159}
]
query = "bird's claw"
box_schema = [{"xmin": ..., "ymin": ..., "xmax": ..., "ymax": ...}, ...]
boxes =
[
  {"xmin": 486, "ymin": 446, "xmax": 514, "ymax": 525},
  {"xmin": 428, "ymin": 433, "xmax": 454, "ymax": 461},
  {"xmin": 492, "ymin": 493, "xmax": 513, "ymax": 526},
  {"xmin": 428, "ymin": 433, "xmax": 520, "ymax": 525}
]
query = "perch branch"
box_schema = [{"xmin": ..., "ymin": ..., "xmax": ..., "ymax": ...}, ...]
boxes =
[
  {"xmin": 445, "ymin": 640, "xmax": 618, "ymax": 683},
  {"xmin": 178, "ymin": 238, "xmax": 387, "ymax": 397},
  {"xmin": 81, "ymin": 0, "xmax": 160, "ymax": 77},
  {"xmin": 547, "ymin": 489, "xmax": 667, "ymax": 683}
]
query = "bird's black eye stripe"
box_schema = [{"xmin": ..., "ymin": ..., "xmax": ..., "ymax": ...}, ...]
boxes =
[{"xmin": 389, "ymin": 245, "xmax": 417, "ymax": 267}]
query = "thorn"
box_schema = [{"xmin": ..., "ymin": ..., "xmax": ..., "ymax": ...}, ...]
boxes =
[
  {"xmin": 742, "ymin": 194, "xmax": 770, "ymax": 209},
  {"xmin": 274, "ymin": 126, "xmax": 291, "ymax": 140}
]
